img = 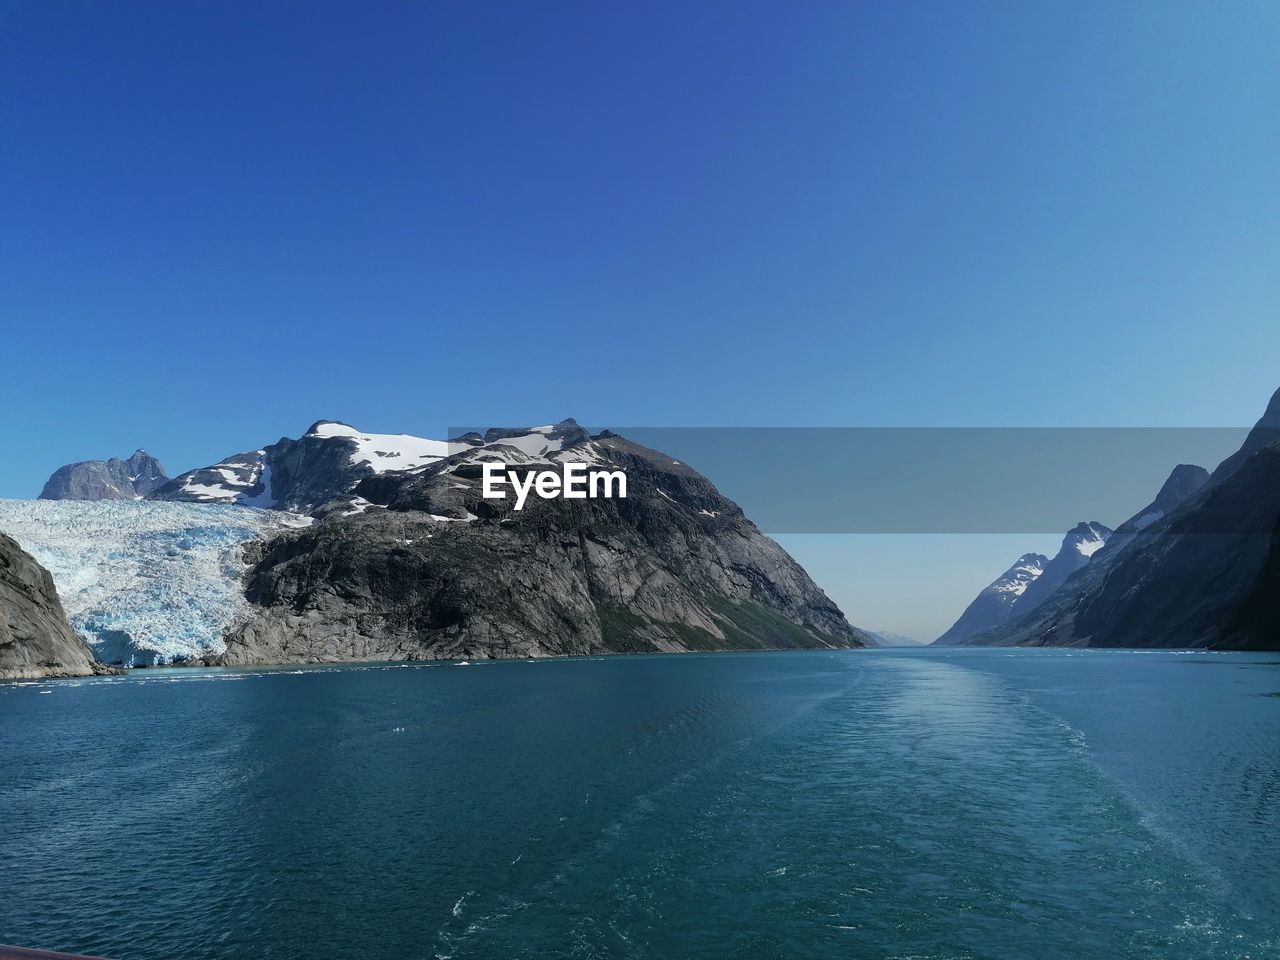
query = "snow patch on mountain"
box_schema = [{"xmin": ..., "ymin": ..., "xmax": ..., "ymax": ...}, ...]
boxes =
[
  {"xmin": 478, "ymin": 425, "xmax": 575, "ymax": 458},
  {"xmin": 0, "ymin": 499, "xmax": 306, "ymax": 665},
  {"xmin": 993, "ymin": 555, "xmax": 1046, "ymax": 594},
  {"xmin": 155, "ymin": 419, "xmax": 596, "ymax": 517},
  {"xmin": 307, "ymin": 421, "xmax": 451, "ymax": 473},
  {"xmin": 171, "ymin": 450, "xmax": 269, "ymax": 505},
  {"xmin": 1073, "ymin": 525, "xmax": 1109, "ymax": 557}
]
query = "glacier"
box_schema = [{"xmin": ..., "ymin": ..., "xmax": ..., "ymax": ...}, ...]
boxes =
[{"xmin": 0, "ymin": 499, "xmax": 307, "ymax": 665}]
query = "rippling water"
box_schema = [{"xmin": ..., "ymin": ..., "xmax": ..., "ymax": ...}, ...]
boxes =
[{"xmin": 1, "ymin": 649, "xmax": 1277, "ymax": 959}]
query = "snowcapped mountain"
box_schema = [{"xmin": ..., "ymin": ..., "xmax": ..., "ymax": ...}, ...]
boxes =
[
  {"xmin": 467, "ymin": 420, "xmax": 591, "ymax": 457},
  {"xmin": 7, "ymin": 418, "xmax": 870, "ymax": 667},
  {"xmin": 151, "ymin": 419, "xmax": 589, "ymax": 516},
  {"xmin": 40, "ymin": 449, "xmax": 168, "ymax": 501},
  {"xmin": 934, "ymin": 521, "xmax": 1111, "ymax": 645},
  {"xmin": 1013, "ymin": 521, "xmax": 1113, "ymax": 613},
  {"xmin": 938, "ymin": 458, "xmax": 1216, "ymax": 647},
  {"xmin": 972, "ymin": 388, "xmax": 1280, "ymax": 650},
  {"xmin": 0, "ymin": 499, "xmax": 305, "ymax": 666},
  {"xmin": 932, "ymin": 553, "xmax": 1048, "ymax": 645},
  {"xmin": 223, "ymin": 428, "xmax": 870, "ymax": 664},
  {"xmin": 149, "ymin": 420, "xmax": 450, "ymax": 513}
]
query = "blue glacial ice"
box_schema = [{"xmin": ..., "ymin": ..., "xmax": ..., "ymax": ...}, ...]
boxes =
[{"xmin": 0, "ymin": 499, "xmax": 307, "ymax": 665}]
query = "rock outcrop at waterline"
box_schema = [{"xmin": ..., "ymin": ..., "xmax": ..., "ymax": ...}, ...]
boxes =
[
  {"xmin": 0, "ymin": 532, "xmax": 106, "ymax": 679},
  {"xmin": 218, "ymin": 432, "xmax": 871, "ymax": 664}
]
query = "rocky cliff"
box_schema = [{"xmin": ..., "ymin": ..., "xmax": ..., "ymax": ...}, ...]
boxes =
[
  {"xmin": 40, "ymin": 449, "xmax": 168, "ymax": 501},
  {"xmin": 0, "ymin": 532, "xmax": 105, "ymax": 679},
  {"xmin": 218, "ymin": 431, "xmax": 871, "ymax": 664},
  {"xmin": 971, "ymin": 389, "xmax": 1280, "ymax": 650}
]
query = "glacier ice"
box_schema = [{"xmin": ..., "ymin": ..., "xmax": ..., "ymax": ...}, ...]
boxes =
[{"xmin": 0, "ymin": 499, "xmax": 306, "ymax": 665}]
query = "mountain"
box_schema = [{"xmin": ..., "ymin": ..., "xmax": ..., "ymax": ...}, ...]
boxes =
[
  {"xmin": 7, "ymin": 420, "xmax": 870, "ymax": 666},
  {"xmin": 149, "ymin": 420, "xmax": 589, "ymax": 516},
  {"xmin": 932, "ymin": 553, "xmax": 1048, "ymax": 645},
  {"xmin": 866, "ymin": 630, "xmax": 924, "ymax": 646},
  {"xmin": 1112, "ymin": 464, "xmax": 1210, "ymax": 537},
  {"xmin": 1209, "ymin": 386, "xmax": 1280, "ymax": 480},
  {"xmin": 0, "ymin": 531, "xmax": 106, "ymax": 679},
  {"xmin": 149, "ymin": 420, "xmax": 450, "ymax": 513},
  {"xmin": 974, "ymin": 388, "xmax": 1280, "ymax": 650},
  {"xmin": 1012, "ymin": 521, "xmax": 1113, "ymax": 613},
  {"xmin": 935, "ymin": 464, "xmax": 1212, "ymax": 647},
  {"xmin": 218, "ymin": 429, "xmax": 871, "ymax": 664},
  {"xmin": 40, "ymin": 449, "xmax": 168, "ymax": 501}
]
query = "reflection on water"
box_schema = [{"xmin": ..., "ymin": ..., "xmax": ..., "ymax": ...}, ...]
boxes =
[{"xmin": 1, "ymin": 648, "xmax": 1276, "ymax": 960}]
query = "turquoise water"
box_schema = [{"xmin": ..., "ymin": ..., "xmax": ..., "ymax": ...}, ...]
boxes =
[{"xmin": 1, "ymin": 649, "xmax": 1277, "ymax": 959}]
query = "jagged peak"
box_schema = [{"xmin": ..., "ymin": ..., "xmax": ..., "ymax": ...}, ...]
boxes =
[
  {"xmin": 1063, "ymin": 521, "xmax": 1111, "ymax": 557},
  {"xmin": 1066, "ymin": 520, "xmax": 1111, "ymax": 537},
  {"xmin": 1154, "ymin": 463, "xmax": 1209, "ymax": 502}
]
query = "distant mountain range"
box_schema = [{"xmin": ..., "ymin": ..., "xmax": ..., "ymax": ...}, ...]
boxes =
[
  {"xmin": 935, "ymin": 388, "xmax": 1279, "ymax": 650},
  {"xmin": 13, "ymin": 385, "xmax": 1280, "ymax": 678},
  {"xmin": 866, "ymin": 630, "xmax": 924, "ymax": 646},
  {"xmin": 5, "ymin": 420, "xmax": 870, "ymax": 676}
]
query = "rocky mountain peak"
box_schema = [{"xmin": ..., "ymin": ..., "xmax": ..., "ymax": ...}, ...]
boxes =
[
  {"xmin": 39, "ymin": 449, "xmax": 169, "ymax": 501},
  {"xmin": 1001, "ymin": 521, "xmax": 1112, "ymax": 617},
  {"xmin": 1064, "ymin": 521, "xmax": 1112, "ymax": 558},
  {"xmin": 1116, "ymin": 464, "xmax": 1210, "ymax": 534},
  {"xmin": 1213, "ymin": 386, "xmax": 1280, "ymax": 481},
  {"xmin": 932, "ymin": 552, "xmax": 1048, "ymax": 644}
]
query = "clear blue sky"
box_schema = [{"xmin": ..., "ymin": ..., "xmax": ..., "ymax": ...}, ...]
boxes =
[{"xmin": 2, "ymin": 1, "xmax": 1277, "ymax": 637}]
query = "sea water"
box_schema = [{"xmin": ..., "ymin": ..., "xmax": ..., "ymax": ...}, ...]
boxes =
[{"xmin": 1, "ymin": 648, "xmax": 1276, "ymax": 959}]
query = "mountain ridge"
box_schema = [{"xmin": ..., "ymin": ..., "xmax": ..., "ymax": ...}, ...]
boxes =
[
  {"xmin": 12, "ymin": 420, "xmax": 871, "ymax": 667},
  {"xmin": 40, "ymin": 449, "xmax": 168, "ymax": 501},
  {"xmin": 216, "ymin": 427, "xmax": 871, "ymax": 664},
  {"xmin": 959, "ymin": 388, "xmax": 1280, "ymax": 650}
]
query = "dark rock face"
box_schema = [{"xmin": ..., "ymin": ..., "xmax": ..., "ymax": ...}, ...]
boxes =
[
  {"xmin": 989, "ymin": 444, "xmax": 1280, "ymax": 649},
  {"xmin": 933, "ymin": 553, "xmax": 1047, "ymax": 645},
  {"xmin": 0, "ymin": 533, "xmax": 104, "ymax": 679},
  {"xmin": 1211, "ymin": 387, "xmax": 1280, "ymax": 480},
  {"xmin": 936, "ymin": 464, "xmax": 1211, "ymax": 647},
  {"xmin": 969, "ymin": 392, "xmax": 1280, "ymax": 650},
  {"xmin": 1114, "ymin": 464, "xmax": 1211, "ymax": 536},
  {"xmin": 219, "ymin": 432, "xmax": 871, "ymax": 665},
  {"xmin": 39, "ymin": 449, "xmax": 168, "ymax": 501}
]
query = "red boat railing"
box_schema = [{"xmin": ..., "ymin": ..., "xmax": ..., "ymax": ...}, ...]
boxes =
[{"xmin": 0, "ymin": 947, "xmax": 111, "ymax": 960}]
